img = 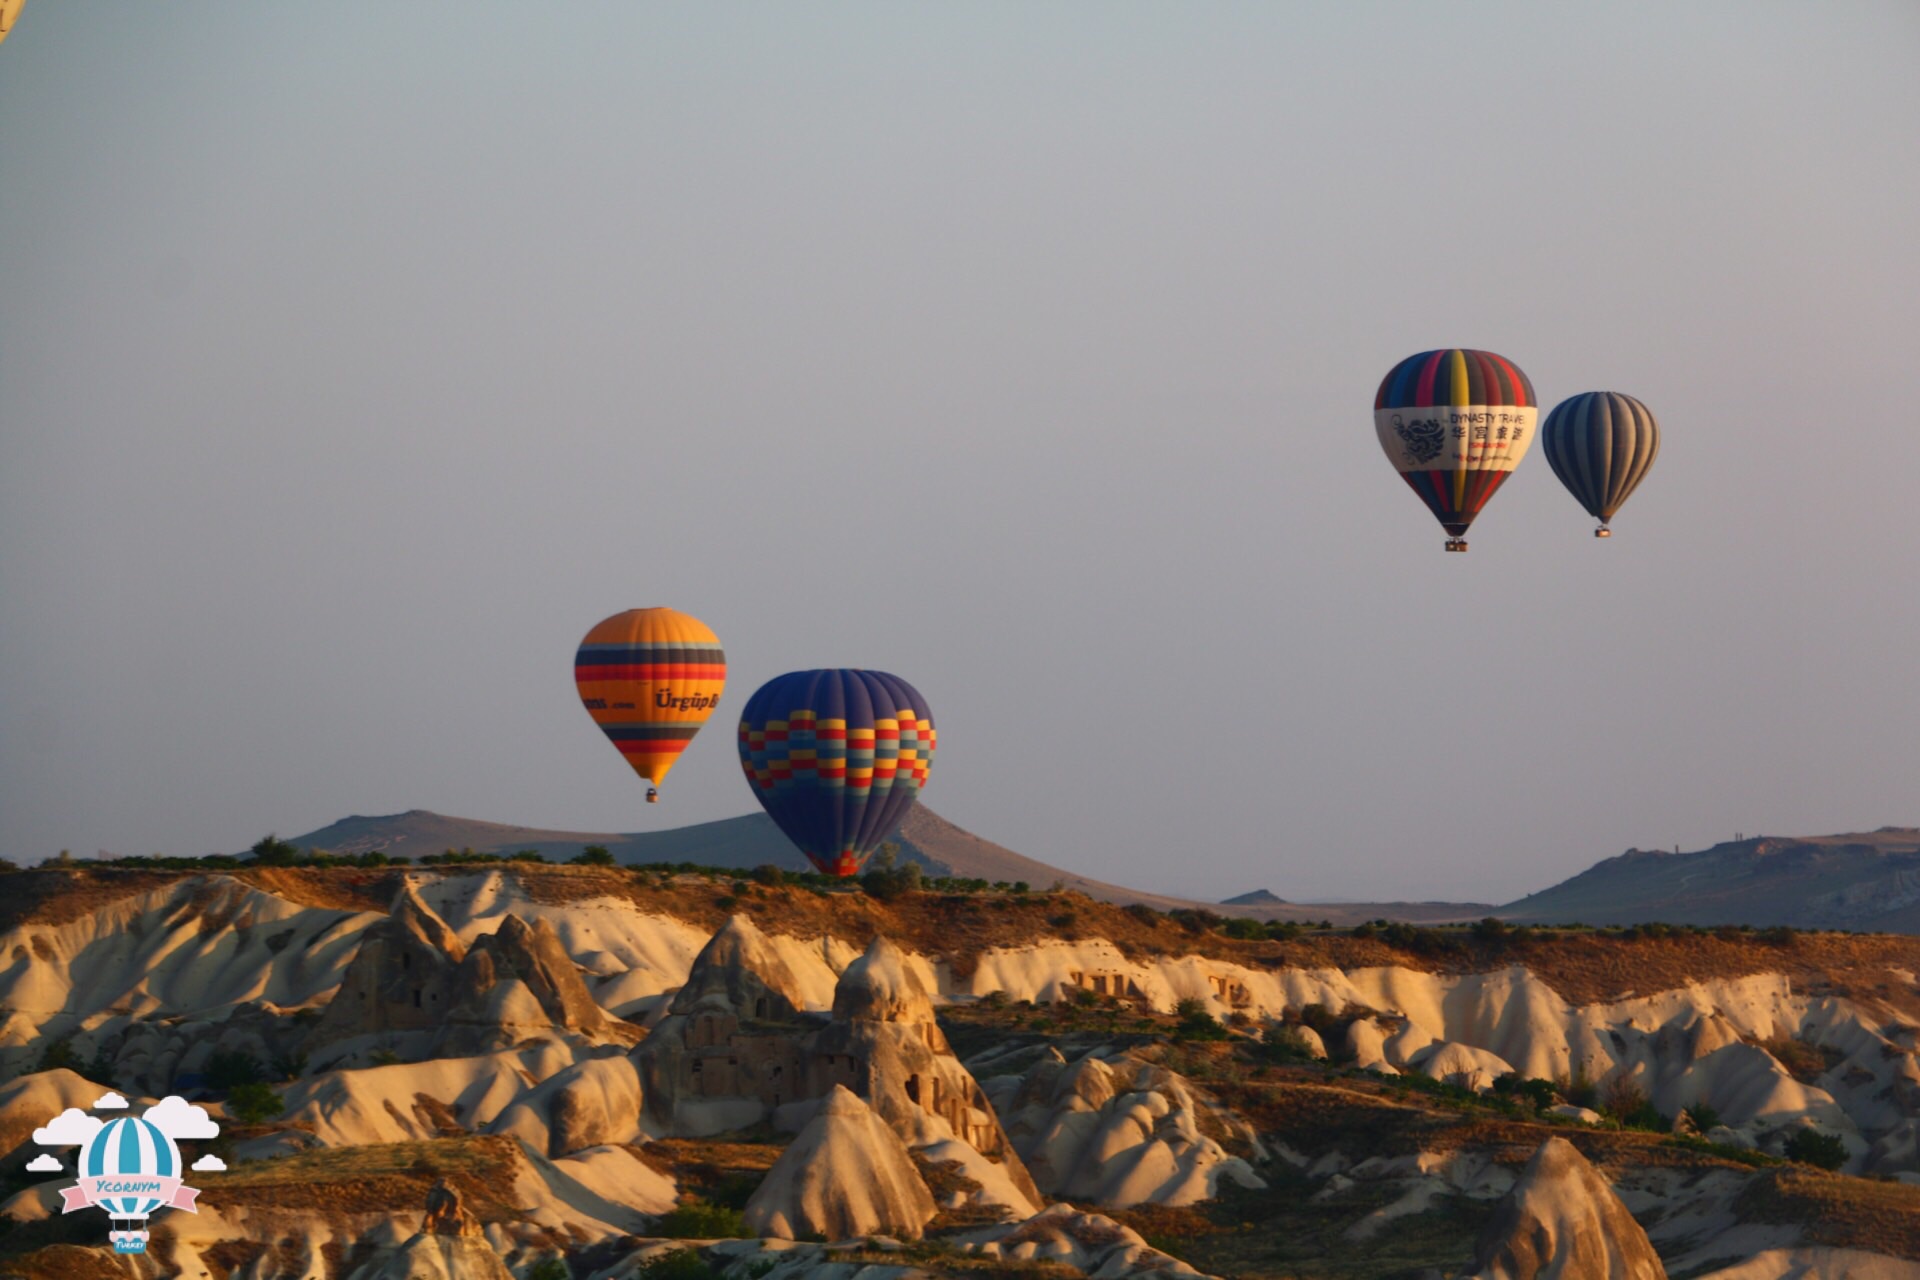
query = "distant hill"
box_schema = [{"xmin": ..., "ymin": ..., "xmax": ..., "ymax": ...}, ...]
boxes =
[
  {"xmin": 1222, "ymin": 889, "xmax": 1287, "ymax": 906},
  {"xmin": 1500, "ymin": 828, "xmax": 1920, "ymax": 929},
  {"xmin": 288, "ymin": 807, "xmax": 1492, "ymax": 925}
]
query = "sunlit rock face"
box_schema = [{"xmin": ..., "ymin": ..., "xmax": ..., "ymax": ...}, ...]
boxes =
[
  {"xmin": 634, "ymin": 913, "xmax": 822, "ymax": 1137},
  {"xmin": 1462, "ymin": 1137, "xmax": 1666, "ymax": 1280},
  {"xmin": 983, "ymin": 1048, "xmax": 1265, "ymax": 1207},
  {"xmin": 311, "ymin": 882, "xmax": 632, "ymax": 1062},
  {"xmin": 309, "ymin": 881, "xmax": 468, "ymax": 1051},
  {"xmin": 347, "ymin": 1179, "xmax": 515, "ymax": 1280},
  {"xmin": 743, "ymin": 1084, "xmax": 937, "ymax": 1241}
]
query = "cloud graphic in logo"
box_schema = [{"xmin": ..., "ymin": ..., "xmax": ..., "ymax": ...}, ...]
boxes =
[
  {"xmin": 25, "ymin": 1154, "xmax": 63, "ymax": 1173},
  {"xmin": 91, "ymin": 1091, "xmax": 129, "ymax": 1110},
  {"xmin": 32, "ymin": 1108, "xmax": 103, "ymax": 1146},
  {"xmin": 190, "ymin": 1154, "xmax": 227, "ymax": 1172},
  {"xmin": 142, "ymin": 1095, "xmax": 219, "ymax": 1140}
]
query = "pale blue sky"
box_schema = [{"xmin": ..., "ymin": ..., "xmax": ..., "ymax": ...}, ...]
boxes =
[{"xmin": 2, "ymin": 3, "xmax": 1916, "ymax": 901}]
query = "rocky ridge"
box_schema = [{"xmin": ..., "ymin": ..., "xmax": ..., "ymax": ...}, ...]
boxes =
[{"xmin": 4, "ymin": 866, "xmax": 1920, "ymax": 1277}]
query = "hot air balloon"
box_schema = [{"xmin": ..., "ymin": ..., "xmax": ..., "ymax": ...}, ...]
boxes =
[
  {"xmin": 80, "ymin": 1115, "xmax": 180, "ymax": 1252},
  {"xmin": 737, "ymin": 669, "xmax": 935, "ymax": 877},
  {"xmin": 1541, "ymin": 391, "xmax": 1660, "ymax": 538},
  {"xmin": 0, "ymin": 0, "xmax": 26, "ymax": 49},
  {"xmin": 575, "ymin": 608, "xmax": 726, "ymax": 803},
  {"xmin": 1374, "ymin": 349, "xmax": 1538, "ymax": 552}
]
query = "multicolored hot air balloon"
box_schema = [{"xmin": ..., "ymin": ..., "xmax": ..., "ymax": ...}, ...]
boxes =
[
  {"xmin": 1374, "ymin": 349, "xmax": 1538, "ymax": 552},
  {"xmin": 0, "ymin": 0, "xmax": 26, "ymax": 50},
  {"xmin": 575, "ymin": 608, "xmax": 726, "ymax": 803},
  {"xmin": 1541, "ymin": 391, "xmax": 1660, "ymax": 538},
  {"xmin": 737, "ymin": 669, "xmax": 935, "ymax": 877}
]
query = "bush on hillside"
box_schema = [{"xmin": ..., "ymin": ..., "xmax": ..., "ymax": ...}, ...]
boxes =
[
  {"xmin": 1600, "ymin": 1075, "xmax": 1668, "ymax": 1132},
  {"xmin": 1250, "ymin": 1025, "xmax": 1318, "ymax": 1064},
  {"xmin": 206, "ymin": 1050, "xmax": 264, "ymax": 1090},
  {"xmin": 637, "ymin": 1251, "xmax": 716, "ymax": 1280},
  {"xmin": 1172, "ymin": 998, "xmax": 1229, "ymax": 1042},
  {"xmin": 1783, "ymin": 1128, "xmax": 1847, "ymax": 1170},
  {"xmin": 652, "ymin": 1199, "xmax": 748, "ymax": 1239},
  {"xmin": 38, "ymin": 1038, "xmax": 82, "ymax": 1073},
  {"xmin": 248, "ymin": 834, "xmax": 304, "ymax": 866},
  {"xmin": 1492, "ymin": 1073, "xmax": 1559, "ymax": 1113},
  {"xmin": 227, "ymin": 1082, "xmax": 283, "ymax": 1126}
]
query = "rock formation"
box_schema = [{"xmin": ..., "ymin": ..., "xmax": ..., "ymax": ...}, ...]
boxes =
[
  {"xmin": 806, "ymin": 935, "xmax": 1041, "ymax": 1205},
  {"xmin": 311, "ymin": 882, "xmax": 632, "ymax": 1060},
  {"xmin": 635, "ymin": 914, "xmax": 821, "ymax": 1136},
  {"xmin": 1461, "ymin": 1137, "xmax": 1666, "ymax": 1280},
  {"xmin": 0, "ymin": 1069, "xmax": 116, "ymax": 1173},
  {"xmin": 439, "ymin": 914, "xmax": 634, "ymax": 1056},
  {"xmin": 986, "ymin": 1048, "xmax": 1265, "ymax": 1207},
  {"xmin": 636, "ymin": 924, "xmax": 1042, "ymax": 1206},
  {"xmin": 348, "ymin": 1178, "xmax": 514, "ymax": 1280},
  {"xmin": 742, "ymin": 1084, "xmax": 937, "ymax": 1241},
  {"xmin": 310, "ymin": 881, "xmax": 468, "ymax": 1050},
  {"xmin": 958, "ymin": 1203, "xmax": 1209, "ymax": 1278},
  {"xmin": 487, "ymin": 1055, "xmax": 645, "ymax": 1157}
]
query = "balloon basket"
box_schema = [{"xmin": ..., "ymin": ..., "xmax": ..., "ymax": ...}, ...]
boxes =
[
  {"xmin": 1444, "ymin": 539, "xmax": 1469, "ymax": 553},
  {"xmin": 646, "ymin": 788, "xmax": 658, "ymax": 804},
  {"xmin": 1594, "ymin": 527, "xmax": 1611, "ymax": 538}
]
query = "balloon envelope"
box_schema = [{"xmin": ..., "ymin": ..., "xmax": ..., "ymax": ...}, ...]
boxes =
[
  {"xmin": 0, "ymin": 0, "xmax": 25, "ymax": 48},
  {"xmin": 1374, "ymin": 349, "xmax": 1537, "ymax": 539},
  {"xmin": 737, "ymin": 669, "xmax": 935, "ymax": 877},
  {"xmin": 575, "ymin": 608, "xmax": 726, "ymax": 795},
  {"xmin": 1541, "ymin": 391, "xmax": 1660, "ymax": 526}
]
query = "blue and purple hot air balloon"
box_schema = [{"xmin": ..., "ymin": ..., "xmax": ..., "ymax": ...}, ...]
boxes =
[{"xmin": 737, "ymin": 669, "xmax": 935, "ymax": 877}]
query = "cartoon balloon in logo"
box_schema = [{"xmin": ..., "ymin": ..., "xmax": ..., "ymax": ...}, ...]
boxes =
[
  {"xmin": 1540, "ymin": 391, "xmax": 1661, "ymax": 538},
  {"xmin": 72, "ymin": 1116, "xmax": 193, "ymax": 1253},
  {"xmin": 737, "ymin": 669, "xmax": 935, "ymax": 877},
  {"xmin": 576, "ymin": 608, "xmax": 726, "ymax": 804},
  {"xmin": 1374, "ymin": 349, "xmax": 1538, "ymax": 552}
]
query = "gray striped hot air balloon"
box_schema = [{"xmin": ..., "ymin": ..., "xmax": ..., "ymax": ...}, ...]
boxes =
[{"xmin": 1540, "ymin": 392, "xmax": 1660, "ymax": 538}]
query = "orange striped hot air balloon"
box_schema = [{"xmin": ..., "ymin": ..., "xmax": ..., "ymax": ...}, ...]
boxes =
[
  {"xmin": 575, "ymin": 608, "xmax": 725, "ymax": 803},
  {"xmin": 0, "ymin": 0, "xmax": 27, "ymax": 49}
]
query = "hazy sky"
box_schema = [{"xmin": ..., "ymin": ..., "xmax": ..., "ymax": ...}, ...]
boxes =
[{"xmin": 3, "ymin": 4, "xmax": 1916, "ymax": 903}]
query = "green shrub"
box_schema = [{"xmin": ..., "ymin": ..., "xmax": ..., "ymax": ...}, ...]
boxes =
[
  {"xmin": 227, "ymin": 1082, "xmax": 283, "ymax": 1126},
  {"xmin": 1251, "ymin": 1025, "xmax": 1317, "ymax": 1064},
  {"xmin": 859, "ymin": 859, "xmax": 921, "ymax": 901},
  {"xmin": 526, "ymin": 1258, "xmax": 572, "ymax": 1280},
  {"xmin": 38, "ymin": 1038, "xmax": 83, "ymax": 1073},
  {"xmin": 1172, "ymin": 998, "xmax": 1228, "ymax": 1042},
  {"xmin": 1492, "ymin": 1074, "xmax": 1559, "ymax": 1112},
  {"xmin": 1783, "ymin": 1128, "xmax": 1847, "ymax": 1170},
  {"xmin": 637, "ymin": 1251, "xmax": 716, "ymax": 1280},
  {"xmin": 571, "ymin": 845, "xmax": 615, "ymax": 866},
  {"xmin": 653, "ymin": 1199, "xmax": 749, "ymax": 1239},
  {"xmin": 206, "ymin": 1050, "xmax": 264, "ymax": 1090}
]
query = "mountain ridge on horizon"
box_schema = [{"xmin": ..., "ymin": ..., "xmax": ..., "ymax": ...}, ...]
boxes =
[
  {"xmin": 284, "ymin": 809, "xmax": 1920, "ymax": 933},
  {"xmin": 285, "ymin": 806, "xmax": 1496, "ymax": 926}
]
